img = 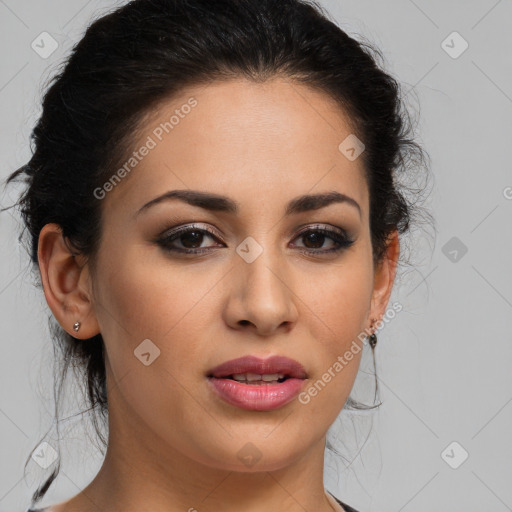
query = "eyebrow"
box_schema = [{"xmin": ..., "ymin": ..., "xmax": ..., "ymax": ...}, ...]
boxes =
[{"xmin": 135, "ymin": 189, "xmax": 361, "ymax": 219}]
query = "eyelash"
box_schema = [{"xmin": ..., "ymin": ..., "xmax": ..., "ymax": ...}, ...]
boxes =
[{"xmin": 155, "ymin": 223, "xmax": 354, "ymax": 256}]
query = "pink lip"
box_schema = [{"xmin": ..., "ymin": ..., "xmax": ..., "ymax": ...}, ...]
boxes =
[{"xmin": 207, "ymin": 355, "xmax": 308, "ymax": 411}]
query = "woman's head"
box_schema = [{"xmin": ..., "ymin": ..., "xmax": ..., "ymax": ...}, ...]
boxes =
[{"xmin": 5, "ymin": 0, "xmax": 431, "ymax": 505}]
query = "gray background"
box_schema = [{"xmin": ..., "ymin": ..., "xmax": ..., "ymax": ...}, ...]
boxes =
[{"xmin": 1, "ymin": 1, "xmax": 511, "ymax": 511}]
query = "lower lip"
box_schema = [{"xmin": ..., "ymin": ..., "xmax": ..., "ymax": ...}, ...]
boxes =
[{"xmin": 207, "ymin": 377, "xmax": 306, "ymax": 411}]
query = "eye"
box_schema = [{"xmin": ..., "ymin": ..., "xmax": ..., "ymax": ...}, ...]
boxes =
[
  {"xmin": 155, "ymin": 223, "xmax": 354, "ymax": 256},
  {"xmin": 156, "ymin": 224, "xmax": 223, "ymax": 254},
  {"xmin": 291, "ymin": 225, "xmax": 354, "ymax": 255}
]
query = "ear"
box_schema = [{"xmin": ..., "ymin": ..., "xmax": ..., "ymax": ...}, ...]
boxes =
[
  {"xmin": 368, "ymin": 229, "xmax": 400, "ymax": 328},
  {"xmin": 38, "ymin": 223, "xmax": 100, "ymax": 339}
]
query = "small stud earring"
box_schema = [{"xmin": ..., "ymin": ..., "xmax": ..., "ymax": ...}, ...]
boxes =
[{"xmin": 73, "ymin": 321, "xmax": 81, "ymax": 332}]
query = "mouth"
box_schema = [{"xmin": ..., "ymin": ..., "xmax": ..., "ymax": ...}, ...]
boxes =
[
  {"xmin": 206, "ymin": 355, "xmax": 308, "ymax": 411},
  {"xmin": 215, "ymin": 373, "xmax": 289, "ymax": 384},
  {"xmin": 207, "ymin": 354, "xmax": 308, "ymax": 380}
]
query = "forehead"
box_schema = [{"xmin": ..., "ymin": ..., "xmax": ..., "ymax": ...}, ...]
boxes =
[{"xmin": 103, "ymin": 77, "xmax": 368, "ymax": 218}]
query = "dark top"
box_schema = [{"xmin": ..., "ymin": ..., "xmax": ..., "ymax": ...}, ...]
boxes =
[
  {"xmin": 27, "ymin": 494, "xmax": 359, "ymax": 512},
  {"xmin": 332, "ymin": 494, "xmax": 360, "ymax": 512}
]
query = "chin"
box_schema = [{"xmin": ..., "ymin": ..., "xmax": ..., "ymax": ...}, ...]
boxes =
[{"xmin": 189, "ymin": 435, "xmax": 309, "ymax": 473}]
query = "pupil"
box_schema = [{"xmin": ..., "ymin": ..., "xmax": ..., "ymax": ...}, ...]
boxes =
[
  {"xmin": 181, "ymin": 231, "xmax": 203, "ymax": 248},
  {"xmin": 304, "ymin": 232, "xmax": 324, "ymax": 248}
]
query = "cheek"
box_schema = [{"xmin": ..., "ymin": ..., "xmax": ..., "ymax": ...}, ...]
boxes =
[
  {"xmin": 297, "ymin": 254, "xmax": 374, "ymax": 339},
  {"xmin": 93, "ymin": 249, "xmax": 213, "ymax": 436},
  {"xmin": 92, "ymin": 245, "xmax": 219, "ymax": 380},
  {"xmin": 296, "ymin": 303, "xmax": 364, "ymax": 429},
  {"xmin": 95, "ymin": 241, "xmax": 194, "ymax": 337},
  {"xmin": 294, "ymin": 258, "xmax": 372, "ymax": 417}
]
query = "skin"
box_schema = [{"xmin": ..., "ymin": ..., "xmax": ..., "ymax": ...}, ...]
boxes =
[{"xmin": 38, "ymin": 77, "xmax": 399, "ymax": 512}]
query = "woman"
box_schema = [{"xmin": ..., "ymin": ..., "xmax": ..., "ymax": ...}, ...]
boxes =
[{"xmin": 5, "ymin": 0, "xmax": 430, "ymax": 510}]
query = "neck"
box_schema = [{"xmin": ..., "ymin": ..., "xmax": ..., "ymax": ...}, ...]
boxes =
[{"xmin": 68, "ymin": 392, "xmax": 337, "ymax": 512}]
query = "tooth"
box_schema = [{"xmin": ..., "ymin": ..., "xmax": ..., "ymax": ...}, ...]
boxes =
[
  {"xmin": 230, "ymin": 373, "xmax": 287, "ymax": 382},
  {"xmin": 231, "ymin": 373, "xmax": 261, "ymax": 381}
]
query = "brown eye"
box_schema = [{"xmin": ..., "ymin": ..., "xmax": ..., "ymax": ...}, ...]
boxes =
[
  {"xmin": 292, "ymin": 227, "xmax": 354, "ymax": 254},
  {"xmin": 301, "ymin": 231, "xmax": 328, "ymax": 249},
  {"xmin": 156, "ymin": 225, "xmax": 224, "ymax": 254},
  {"xmin": 155, "ymin": 223, "xmax": 354, "ymax": 256},
  {"xmin": 178, "ymin": 230, "xmax": 207, "ymax": 248}
]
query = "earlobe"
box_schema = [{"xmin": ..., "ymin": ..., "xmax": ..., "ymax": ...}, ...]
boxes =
[
  {"xmin": 369, "ymin": 229, "xmax": 400, "ymax": 324},
  {"xmin": 38, "ymin": 223, "xmax": 100, "ymax": 339}
]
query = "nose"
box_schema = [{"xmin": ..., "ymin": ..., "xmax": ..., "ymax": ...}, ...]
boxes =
[{"xmin": 223, "ymin": 249, "xmax": 299, "ymax": 337}]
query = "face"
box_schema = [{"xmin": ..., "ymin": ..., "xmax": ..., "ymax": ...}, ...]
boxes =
[{"xmin": 77, "ymin": 77, "xmax": 396, "ymax": 472}]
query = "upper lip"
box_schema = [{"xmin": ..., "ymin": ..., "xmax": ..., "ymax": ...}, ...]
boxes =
[{"xmin": 207, "ymin": 355, "xmax": 308, "ymax": 379}]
